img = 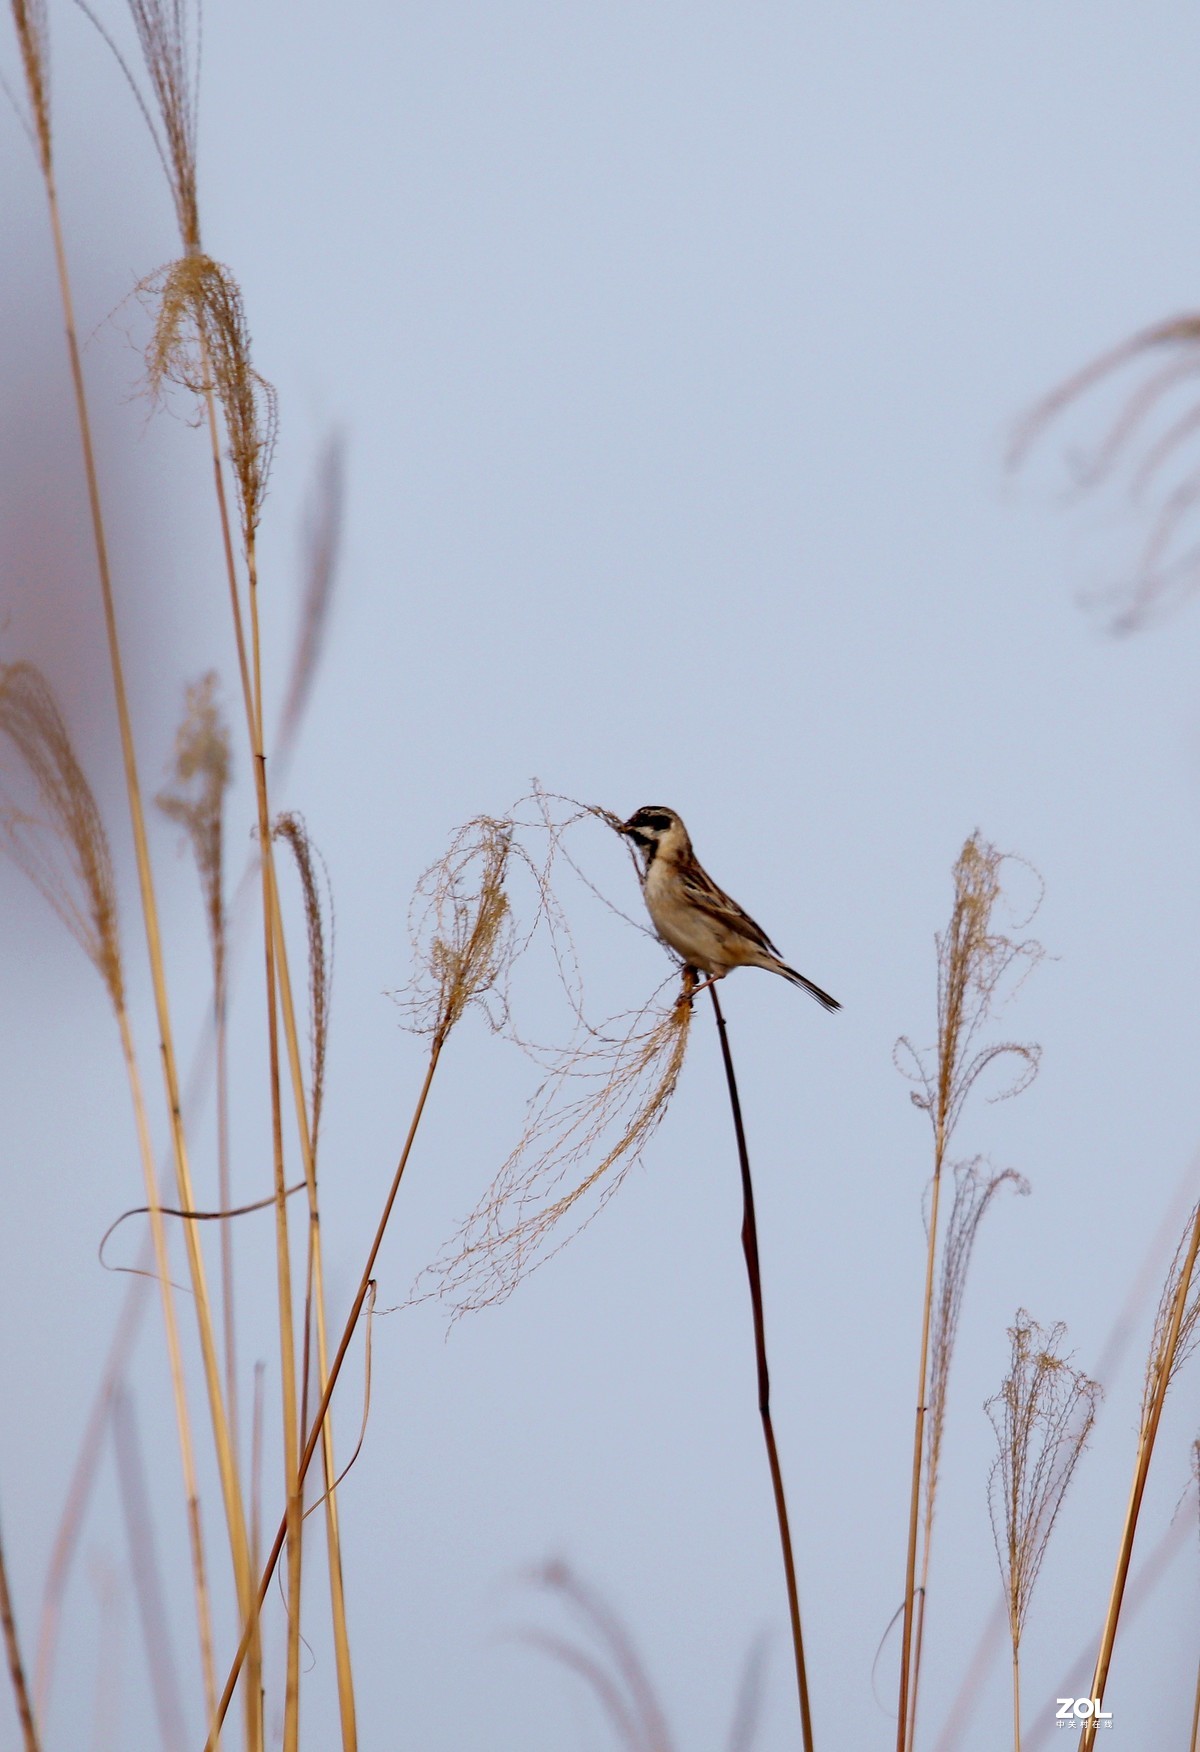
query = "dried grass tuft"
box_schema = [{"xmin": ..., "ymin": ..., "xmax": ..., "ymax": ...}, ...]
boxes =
[
  {"xmin": 986, "ymin": 1313, "xmax": 1100, "ymax": 1654},
  {"xmin": 422, "ymin": 978, "xmax": 692, "ymax": 1317},
  {"xmin": 9, "ymin": 0, "xmax": 51, "ymax": 172},
  {"xmin": 273, "ymin": 812, "xmax": 333, "ymax": 1157},
  {"xmin": 0, "ymin": 661, "xmax": 123, "ymax": 1011},
  {"xmin": 77, "ymin": 0, "xmax": 200, "ymax": 248},
  {"xmin": 925, "ymin": 1160, "xmax": 1030, "ymax": 1534},
  {"xmin": 1141, "ymin": 1197, "xmax": 1200, "ymax": 1429},
  {"xmin": 1011, "ymin": 314, "xmax": 1200, "ymax": 630},
  {"xmin": 157, "ymin": 671, "xmax": 230, "ymax": 974},
  {"xmin": 897, "ymin": 833, "xmax": 1043, "ymax": 1151},
  {"xmin": 400, "ymin": 816, "xmax": 516, "ymax": 1049},
  {"xmin": 142, "ymin": 255, "xmax": 278, "ymax": 552},
  {"xmin": 516, "ymin": 1562, "xmax": 676, "ymax": 1752}
]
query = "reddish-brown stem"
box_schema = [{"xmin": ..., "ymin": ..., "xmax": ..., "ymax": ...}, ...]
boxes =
[{"xmin": 709, "ymin": 985, "xmax": 814, "ymax": 1752}]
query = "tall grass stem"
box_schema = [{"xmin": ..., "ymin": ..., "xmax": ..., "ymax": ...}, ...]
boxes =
[
  {"xmin": 708, "ymin": 986, "xmax": 814, "ymax": 1752},
  {"xmin": 203, "ymin": 1041, "xmax": 444, "ymax": 1748},
  {"xmin": 0, "ymin": 1511, "xmax": 40, "ymax": 1752}
]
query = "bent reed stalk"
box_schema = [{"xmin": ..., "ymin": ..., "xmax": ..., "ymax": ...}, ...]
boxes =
[
  {"xmin": 0, "ymin": 1509, "xmax": 39, "ymax": 1752},
  {"xmin": 1080, "ymin": 1197, "xmax": 1200, "ymax": 1750},
  {"xmin": 708, "ymin": 985, "xmax": 815, "ymax": 1752}
]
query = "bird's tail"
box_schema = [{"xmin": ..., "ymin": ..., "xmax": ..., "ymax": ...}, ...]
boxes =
[{"xmin": 776, "ymin": 962, "xmax": 840, "ymax": 1011}]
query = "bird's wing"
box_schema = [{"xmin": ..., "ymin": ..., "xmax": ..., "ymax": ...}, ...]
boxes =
[{"xmin": 678, "ymin": 862, "xmax": 782, "ymax": 957}]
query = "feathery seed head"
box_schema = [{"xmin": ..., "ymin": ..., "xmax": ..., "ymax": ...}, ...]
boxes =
[
  {"xmin": 157, "ymin": 672, "xmax": 230, "ymax": 966},
  {"xmin": 986, "ymin": 1312, "xmax": 1100, "ymax": 1648},
  {"xmin": 1012, "ymin": 314, "xmax": 1200, "ymax": 630},
  {"xmin": 143, "ymin": 255, "xmax": 278, "ymax": 552},
  {"xmin": 0, "ymin": 662, "xmax": 123, "ymax": 1011},
  {"xmin": 402, "ymin": 816, "xmax": 515, "ymax": 1049},
  {"xmin": 897, "ymin": 833, "xmax": 1043, "ymax": 1159},
  {"xmin": 10, "ymin": 0, "xmax": 52, "ymax": 172},
  {"xmin": 274, "ymin": 812, "xmax": 333, "ymax": 1157}
]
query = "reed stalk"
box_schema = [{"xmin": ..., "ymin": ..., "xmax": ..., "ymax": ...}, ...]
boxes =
[
  {"xmin": 894, "ymin": 836, "xmax": 1041, "ymax": 1750},
  {"xmin": 0, "ymin": 1510, "xmax": 40, "ymax": 1752},
  {"xmin": 36, "ymin": 156, "xmax": 256, "ymax": 1752},
  {"xmin": 708, "ymin": 985, "xmax": 814, "ymax": 1752},
  {"xmin": 1079, "ymin": 1199, "xmax": 1200, "ymax": 1750},
  {"xmin": 114, "ymin": 1004, "xmax": 218, "ymax": 1730},
  {"xmin": 270, "ymin": 835, "xmax": 357, "ymax": 1748},
  {"xmin": 203, "ymin": 1041, "xmax": 445, "ymax": 1748}
]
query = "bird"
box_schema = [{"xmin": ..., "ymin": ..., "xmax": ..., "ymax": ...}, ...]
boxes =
[{"xmin": 619, "ymin": 805, "xmax": 840, "ymax": 1011}]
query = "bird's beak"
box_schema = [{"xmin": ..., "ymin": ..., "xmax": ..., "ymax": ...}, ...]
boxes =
[{"xmin": 617, "ymin": 818, "xmax": 635, "ymax": 837}]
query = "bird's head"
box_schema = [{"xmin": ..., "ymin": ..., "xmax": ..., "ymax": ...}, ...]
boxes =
[{"xmin": 619, "ymin": 805, "xmax": 689, "ymax": 869}]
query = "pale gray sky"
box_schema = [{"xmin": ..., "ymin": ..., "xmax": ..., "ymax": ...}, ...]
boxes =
[{"xmin": 4, "ymin": 4, "xmax": 1200, "ymax": 1748}]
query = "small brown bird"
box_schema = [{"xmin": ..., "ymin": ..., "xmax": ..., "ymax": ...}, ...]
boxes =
[{"xmin": 619, "ymin": 805, "xmax": 839, "ymax": 1010}]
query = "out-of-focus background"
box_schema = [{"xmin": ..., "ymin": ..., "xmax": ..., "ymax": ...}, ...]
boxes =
[{"xmin": 4, "ymin": 3, "xmax": 1200, "ymax": 1746}]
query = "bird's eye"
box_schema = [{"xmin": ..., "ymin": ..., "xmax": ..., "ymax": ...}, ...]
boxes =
[{"xmin": 635, "ymin": 810, "xmax": 673, "ymax": 834}]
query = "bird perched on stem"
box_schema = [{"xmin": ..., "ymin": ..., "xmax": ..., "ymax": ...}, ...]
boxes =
[{"xmin": 619, "ymin": 806, "xmax": 839, "ymax": 1010}]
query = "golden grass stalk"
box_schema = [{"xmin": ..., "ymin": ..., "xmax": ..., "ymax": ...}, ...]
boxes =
[
  {"xmin": 708, "ymin": 983, "xmax": 814, "ymax": 1752},
  {"xmin": 121, "ymin": 18, "xmax": 301, "ymax": 1712},
  {"xmin": 0, "ymin": 1507, "xmax": 40, "ymax": 1752},
  {"xmin": 1010, "ymin": 313, "xmax": 1200, "ymax": 629},
  {"xmin": 11, "ymin": 14, "xmax": 258, "ymax": 1735},
  {"xmin": 906, "ymin": 1160, "xmax": 1028, "ymax": 1748},
  {"xmin": 202, "ymin": 815, "xmax": 516, "ymax": 1747},
  {"xmin": 1080, "ymin": 1193, "xmax": 1200, "ymax": 1750},
  {"xmin": 986, "ymin": 1315, "xmax": 1100, "ymax": 1752},
  {"xmin": 272, "ymin": 812, "xmax": 357, "ymax": 1751},
  {"xmin": 1191, "ymin": 1440, "xmax": 1200, "ymax": 1752},
  {"xmin": 0, "ymin": 663, "xmax": 221, "ymax": 1730},
  {"xmin": 894, "ymin": 834, "xmax": 1042, "ymax": 1752},
  {"xmin": 158, "ymin": 675, "xmax": 239, "ymax": 1465}
]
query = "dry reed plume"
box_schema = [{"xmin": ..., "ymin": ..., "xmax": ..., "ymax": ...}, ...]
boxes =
[
  {"xmin": 0, "ymin": 662, "xmax": 228, "ymax": 1728},
  {"xmin": 424, "ymin": 981, "xmax": 691, "ymax": 1316},
  {"xmin": 986, "ymin": 1314, "xmax": 1100, "ymax": 1752},
  {"xmin": 203, "ymin": 811, "xmax": 520, "ymax": 1747},
  {"xmin": 143, "ymin": 254, "xmax": 279, "ymax": 553},
  {"xmin": 1012, "ymin": 313, "xmax": 1200, "ymax": 629},
  {"xmin": 894, "ymin": 833, "xmax": 1043, "ymax": 1752},
  {"xmin": 0, "ymin": 662, "xmax": 123, "ymax": 1012},
  {"xmin": 903, "ymin": 1158, "xmax": 1030, "ymax": 1745},
  {"xmin": 274, "ymin": 814, "xmax": 333, "ymax": 1160},
  {"xmin": 1141, "ymin": 1198, "xmax": 1200, "ymax": 1427},
  {"xmin": 516, "ymin": 1560, "xmax": 766, "ymax": 1752}
]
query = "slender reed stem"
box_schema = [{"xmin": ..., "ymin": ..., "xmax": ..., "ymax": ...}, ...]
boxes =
[
  {"xmin": 1080, "ymin": 1201, "xmax": 1200, "ymax": 1750},
  {"xmin": 906, "ymin": 1587, "xmax": 927, "ymax": 1750},
  {"xmin": 203, "ymin": 1042, "xmax": 445, "ymax": 1750},
  {"xmin": 215, "ymin": 973, "xmax": 239, "ymax": 1472},
  {"xmin": 708, "ymin": 986, "xmax": 814, "ymax": 1752},
  {"xmin": 38, "ymin": 165, "xmax": 254, "ymax": 1729},
  {"xmin": 1190, "ymin": 1646, "xmax": 1200, "ymax": 1752},
  {"xmin": 116, "ymin": 1004, "xmax": 218, "ymax": 1729},
  {"xmin": 1012, "ymin": 1650, "xmax": 1021, "ymax": 1752},
  {"xmin": 270, "ymin": 880, "xmax": 358, "ymax": 1748},
  {"xmin": 0, "ymin": 1513, "xmax": 40, "ymax": 1752},
  {"xmin": 897, "ymin": 1122, "xmax": 946, "ymax": 1752},
  {"xmin": 193, "ymin": 345, "xmax": 306, "ymax": 1745}
]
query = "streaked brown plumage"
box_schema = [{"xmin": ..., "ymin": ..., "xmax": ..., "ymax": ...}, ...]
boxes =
[{"xmin": 619, "ymin": 805, "xmax": 839, "ymax": 1010}]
